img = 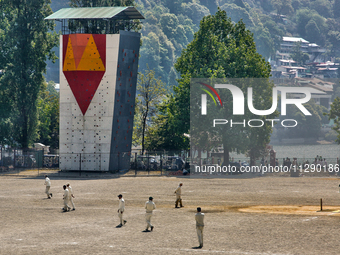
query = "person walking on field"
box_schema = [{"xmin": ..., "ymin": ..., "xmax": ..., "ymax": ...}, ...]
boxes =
[
  {"xmin": 117, "ymin": 194, "xmax": 127, "ymax": 227},
  {"xmin": 66, "ymin": 183, "xmax": 75, "ymax": 211},
  {"xmin": 174, "ymin": 183, "xmax": 183, "ymax": 208},
  {"xmin": 144, "ymin": 197, "xmax": 156, "ymax": 232},
  {"xmin": 195, "ymin": 207, "xmax": 204, "ymax": 249},
  {"xmin": 44, "ymin": 175, "xmax": 52, "ymax": 199},
  {"xmin": 62, "ymin": 185, "xmax": 71, "ymax": 212}
]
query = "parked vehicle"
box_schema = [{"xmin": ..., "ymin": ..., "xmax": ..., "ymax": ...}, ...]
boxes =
[
  {"xmin": 137, "ymin": 156, "xmax": 159, "ymax": 170},
  {"xmin": 165, "ymin": 156, "xmax": 185, "ymax": 171}
]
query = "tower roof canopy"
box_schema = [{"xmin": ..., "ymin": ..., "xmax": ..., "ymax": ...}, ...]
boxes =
[{"xmin": 45, "ymin": 6, "xmax": 144, "ymax": 20}]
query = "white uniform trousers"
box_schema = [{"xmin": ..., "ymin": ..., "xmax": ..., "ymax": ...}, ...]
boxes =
[
  {"xmin": 175, "ymin": 194, "xmax": 182, "ymax": 207},
  {"xmin": 145, "ymin": 213, "xmax": 153, "ymax": 229},
  {"xmin": 45, "ymin": 186, "xmax": 51, "ymax": 198},
  {"xmin": 69, "ymin": 197, "xmax": 75, "ymax": 209},
  {"xmin": 63, "ymin": 198, "xmax": 71, "ymax": 211},
  {"xmin": 118, "ymin": 210, "xmax": 124, "ymax": 224},
  {"xmin": 196, "ymin": 226, "xmax": 204, "ymax": 246}
]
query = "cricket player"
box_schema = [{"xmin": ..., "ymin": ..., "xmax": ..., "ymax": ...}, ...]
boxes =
[
  {"xmin": 66, "ymin": 183, "xmax": 75, "ymax": 211},
  {"xmin": 117, "ymin": 194, "xmax": 127, "ymax": 227},
  {"xmin": 63, "ymin": 185, "xmax": 71, "ymax": 212},
  {"xmin": 195, "ymin": 207, "xmax": 204, "ymax": 248},
  {"xmin": 145, "ymin": 197, "xmax": 156, "ymax": 232},
  {"xmin": 44, "ymin": 175, "xmax": 52, "ymax": 199},
  {"xmin": 174, "ymin": 182, "xmax": 183, "ymax": 208}
]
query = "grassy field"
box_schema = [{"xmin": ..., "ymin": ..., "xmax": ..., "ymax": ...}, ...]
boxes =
[{"xmin": 1, "ymin": 172, "xmax": 340, "ymax": 254}]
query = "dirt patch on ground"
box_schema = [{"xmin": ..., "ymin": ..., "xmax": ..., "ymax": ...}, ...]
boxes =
[{"xmin": 239, "ymin": 205, "xmax": 340, "ymax": 216}]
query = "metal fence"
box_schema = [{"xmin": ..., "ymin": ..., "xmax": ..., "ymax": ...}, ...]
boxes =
[
  {"xmin": 3, "ymin": 146, "xmax": 337, "ymax": 177},
  {"xmin": 127, "ymin": 150, "xmax": 190, "ymax": 176},
  {"xmin": 0, "ymin": 147, "xmax": 59, "ymax": 173}
]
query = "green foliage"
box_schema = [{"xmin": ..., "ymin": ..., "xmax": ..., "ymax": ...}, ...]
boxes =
[
  {"xmin": 325, "ymin": 130, "xmax": 338, "ymax": 142},
  {"xmin": 220, "ymin": 3, "xmax": 254, "ymax": 28},
  {"xmin": 290, "ymin": 41, "xmax": 310, "ymax": 65},
  {"xmin": 272, "ymin": 0, "xmax": 293, "ymax": 16},
  {"xmin": 253, "ymin": 25, "xmax": 274, "ymax": 60},
  {"xmin": 36, "ymin": 81, "xmax": 59, "ymax": 149},
  {"xmin": 296, "ymin": 8, "xmax": 327, "ymax": 45},
  {"xmin": 147, "ymin": 9, "xmax": 274, "ymax": 165},
  {"xmin": 175, "ymin": 9, "xmax": 271, "ymax": 79},
  {"xmin": 280, "ymin": 100, "xmax": 328, "ymax": 140},
  {"xmin": 310, "ymin": 0, "xmax": 332, "ymax": 18},
  {"xmin": 0, "ymin": 0, "xmax": 58, "ymax": 148},
  {"xmin": 326, "ymin": 97, "xmax": 340, "ymax": 144},
  {"xmin": 145, "ymin": 74, "xmax": 190, "ymax": 151},
  {"xmin": 181, "ymin": 2, "xmax": 210, "ymax": 26},
  {"xmin": 134, "ymin": 67, "xmax": 168, "ymax": 153},
  {"xmin": 334, "ymin": 0, "xmax": 340, "ymax": 19}
]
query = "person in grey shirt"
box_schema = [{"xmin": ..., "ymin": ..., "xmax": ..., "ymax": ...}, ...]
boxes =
[
  {"xmin": 195, "ymin": 207, "xmax": 204, "ymax": 248},
  {"xmin": 145, "ymin": 197, "xmax": 156, "ymax": 232}
]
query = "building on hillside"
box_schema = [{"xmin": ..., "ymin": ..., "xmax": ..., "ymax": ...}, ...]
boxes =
[{"xmin": 271, "ymin": 37, "xmax": 333, "ymax": 78}]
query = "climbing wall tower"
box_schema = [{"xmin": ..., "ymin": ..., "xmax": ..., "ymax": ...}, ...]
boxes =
[{"xmin": 46, "ymin": 7, "xmax": 144, "ymax": 171}]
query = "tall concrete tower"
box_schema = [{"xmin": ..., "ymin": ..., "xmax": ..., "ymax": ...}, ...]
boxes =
[{"xmin": 46, "ymin": 7, "xmax": 144, "ymax": 172}]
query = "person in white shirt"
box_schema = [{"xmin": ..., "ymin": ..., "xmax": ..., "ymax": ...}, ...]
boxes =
[
  {"xmin": 174, "ymin": 183, "xmax": 183, "ymax": 208},
  {"xmin": 63, "ymin": 185, "xmax": 71, "ymax": 212},
  {"xmin": 117, "ymin": 194, "xmax": 126, "ymax": 227},
  {"xmin": 66, "ymin": 183, "xmax": 75, "ymax": 211},
  {"xmin": 195, "ymin": 207, "xmax": 204, "ymax": 248},
  {"xmin": 144, "ymin": 197, "xmax": 156, "ymax": 232},
  {"xmin": 44, "ymin": 175, "xmax": 52, "ymax": 199}
]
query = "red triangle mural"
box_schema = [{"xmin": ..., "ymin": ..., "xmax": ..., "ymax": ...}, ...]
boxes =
[{"xmin": 63, "ymin": 34, "xmax": 106, "ymax": 115}]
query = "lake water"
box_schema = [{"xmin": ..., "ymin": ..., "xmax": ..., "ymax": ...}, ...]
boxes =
[{"xmin": 230, "ymin": 144, "xmax": 340, "ymax": 160}]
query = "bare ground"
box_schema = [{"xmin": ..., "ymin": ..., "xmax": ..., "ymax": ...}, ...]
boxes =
[{"xmin": 1, "ymin": 171, "xmax": 340, "ymax": 254}]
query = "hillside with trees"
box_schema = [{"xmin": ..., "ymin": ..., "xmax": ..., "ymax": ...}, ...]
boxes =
[{"xmin": 47, "ymin": 0, "xmax": 340, "ymax": 88}]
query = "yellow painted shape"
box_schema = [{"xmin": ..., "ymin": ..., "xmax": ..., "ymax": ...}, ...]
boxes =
[
  {"xmin": 63, "ymin": 36, "xmax": 76, "ymax": 71},
  {"xmin": 77, "ymin": 35, "xmax": 105, "ymax": 71}
]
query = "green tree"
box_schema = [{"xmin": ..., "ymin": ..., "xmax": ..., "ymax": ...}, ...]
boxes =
[
  {"xmin": 36, "ymin": 81, "xmax": 59, "ymax": 149},
  {"xmin": 0, "ymin": 75, "xmax": 13, "ymax": 146},
  {"xmin": 135, "ymin": 67, "xmax": 167, "ymax": 154},
  {"xmin": 181, "ymin": 2, "xmax": 210, "ymax": 26},
  {"xmin": 310, "ymin": 0, "xmax": 332, "ymax": 18},
  {"xmin": 290, "ymin": 41, "xmax": 310, "ymax": 65},
  {"xmin": 272, "ymin": 0, "xmax": 294, "ymax": 17},
  {"xmin": 253, "ymin": 25, "xmax": 274, "ymax": 60},
  {"xmin": 220, "ymin": 3, "xmax": 254, "ymax": 28},
  {"xmin": 305, "ymin": 19, "xmax": 326, "ymax": 46},
  {"xmin": 261, "ymin": 18, "xmax": 284, "ymax": 53},
  {"xmin": 150, "ymin": 8, "xmax": 273, "ymax": 165},
  {"xmin": 326, "ymin": 97, "xmax": 340, "ymax": 143},
  {"xmin": 282, "ymin": 100, "xmax": 328, "ymax": 139},
  {"xmin": 334, "ymin": 0, "xmax": 340, "ymax": 19},
  {"xmin": 0, "ymin": 0, "xmax": 58, "ymax": 148},
  {"xmin": 145, "ymin": 74, "xmax": 191, "ymax": 151},
  {"xmin": 296, "ymin": 9, "xmax": 327, "ymax": 41}
]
